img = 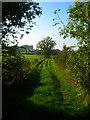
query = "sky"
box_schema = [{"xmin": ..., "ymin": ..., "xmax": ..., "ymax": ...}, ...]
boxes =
[{"xmin": 18, "ymin": 2, "xmax": 78, "ymax": 50}]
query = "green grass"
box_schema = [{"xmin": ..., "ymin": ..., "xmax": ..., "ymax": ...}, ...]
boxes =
[
  {"xmin": 3, "ymin": 58, "xmax": 90, "ymax": 119},
  {"xmin": 26, "ymin": 59, "xmax": 63, "ymax": 115},
  {"xmin": 26, "ymin": 59, "xmax": 89, "ymax": 118},
  {"xmin": 24, "ymin": 55, "xmax": 44, "ymax": 61},
  {"xmin": 51, "ymin": 59, "xmax": 90, "ymax": 116},
  {"xmin": 23, "ymin": 55, "xmax": 44, "ymax": 67}
]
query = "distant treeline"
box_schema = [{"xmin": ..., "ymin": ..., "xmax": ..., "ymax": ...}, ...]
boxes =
[
  {"xmin": 2, "ymin": 45, "xmax": 61, "ymax": 55},
  {"xmin": 17, "ymin": 45, "xmax": 61, "ymax": 55}
]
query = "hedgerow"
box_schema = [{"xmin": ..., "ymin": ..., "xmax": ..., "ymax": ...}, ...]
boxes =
[{"xmin": 2, "ymin": 54, "xmax": 31, "ymax": 86}]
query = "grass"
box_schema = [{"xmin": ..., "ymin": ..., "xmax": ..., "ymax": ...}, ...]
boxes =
[
  {"xmin": 25, "ymin": 59, "xmax": 65, "ymax": 118},
  {"xmin": 23, "ymin": 55, "xmax": 44, "ymax": 67},
  {"xmin": 26, "ymin": 59, "xmax": 89, "ymax": 118},
  {"xmin": 51, "ymin": 59, "xmax": 90, "ymax": 116},
  {"xmin": 24, "ymin": 55, "xmax": 44, "ymax": 61},
  {"xmin": 3, "ymin": 57, "xmax": 90, "ymax": 120}
]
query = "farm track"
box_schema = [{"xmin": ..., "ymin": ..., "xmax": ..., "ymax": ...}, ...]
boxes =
[
  {"xmin": 38, "ymin": 58, "xmax": 61, "ymax": 94},
  {"xmin": 28, "ymin": 59, "xmax": 66, "ymax": 116},
  {"xmin": 3, "ymin": 58, "xmax": 89, "ymax": 120},
  {"xmin": 26, "ymin": 58, "xmax": 84, "ymax": 119}
]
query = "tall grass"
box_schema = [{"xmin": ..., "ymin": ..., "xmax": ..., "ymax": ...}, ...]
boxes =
[
  {"xmin": 3, "ymin": 56, "xmax": 90, "ymax": 119},
  {"xmin": 51, "ymin": 58, "xmax": 90, "ymax": 118}
]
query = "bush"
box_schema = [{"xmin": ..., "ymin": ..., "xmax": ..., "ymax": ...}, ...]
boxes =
[
  {"xmin": 55, "ymin": 49, "xmax": 70, "ymax": 68},
  {"xmin": 71, "ymin": 46, "xmax": 90, "ymax": 90},
  {"xmin": 2, "ymin": 54, "xmax": 31, "ymax": 86},
  {"xmin": 55, "ymin": 45, "xmax": 90, "ymax": 92}
]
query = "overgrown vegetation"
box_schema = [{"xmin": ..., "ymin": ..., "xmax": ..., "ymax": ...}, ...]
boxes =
[
  {"xmin": 53, "ymin": 1, "xmax": 90, "ymax": 99},
  {"xmin": 3, "ymin": 57, "xmax": 90, "ymax": 119},
  {"xmin": 2, "ymin": 1, "xmax": 90, "ymax": 120},
  {"xmin": 2, "ymin": 54, "xmax": 31, "ymax": 86},
  {"xmin": 55, "ymin": 45, "xmax": 90, "ymax": 111},
  {"xmin": 55, "ymin": 45, "xmax": 90, "ymax": 92}
]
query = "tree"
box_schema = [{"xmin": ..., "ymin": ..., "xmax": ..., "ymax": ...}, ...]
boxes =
[
  {"xmin": 2, "ymin": 2, "xmax": 42, "ymax": 49},
  {"xmin": 53, "ymin": 1, "xmax": 90, "ymax": 90},
  {"xmin": 53, "ymin": 2, "xmax": 89, "ymax": 45},
  {"xmin": 36, "ymin": 36, "xmax": 56, "ymax": 58}
]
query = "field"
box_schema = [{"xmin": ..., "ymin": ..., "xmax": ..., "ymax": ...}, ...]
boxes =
[
  {"xmin": 23, "ymin": 55, "xmax": 44, "ymax": 66},
  {"xmin": 24, "ymin": 55, "xmax": 44, "ymax": 61},
  {"xmin": 3, "ymin": 55, "xmax": 89, "ymax": 120}
]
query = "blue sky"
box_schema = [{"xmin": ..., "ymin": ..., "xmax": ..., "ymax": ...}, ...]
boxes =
[{"xmin": 18, "ymin": 2, "xmax": 78, "ymax": 50}]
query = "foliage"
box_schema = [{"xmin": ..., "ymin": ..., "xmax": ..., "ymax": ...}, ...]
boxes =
[
  {"xmin": 36, "ymin": 36, "xmax": 56, "ymax": 58},
  {"xmin": 2, "ymin": 54, "xmax": 31, "ymax": 86},
  {"xmin": 53, "ymin": 1, "xmax": 90, "ymax": 91},
  {"xmin": 19, "ymin": 45, "xmax": 33, "ymax": 50},
  {"xmin": 53, "ymin": 2, "xmax": 89, "ymax": 45},
  {"xmin": 3, "ymin": 57, "xmax": 90, "ymax": 119},
  {"xmin": 2, "ymin": 2, "xmax": 42, "ymax": 48},
  {"xmin": 55, "ymin": 45, "xmax": 90, "ymax": 91},
  {"xmin": 16, "ymin": 45, "xmax": 41, "ymax": 55},
  {"xmin": 67, "ymin": 45, "xmax": 90, "ymax": 90},
  {"xmin": 55, "ymin": 44, "xmax": 71, "ymax": 68},
  {"xmin": 51, "ymin": 49, "xmax": 61, "ymax": 55},
  {"xmin": 3, "ymin": 45, "xmax": 19, "ymax": 56},
  {"xmin": 16, "ymin": 45, "xmax": 60, "ymax": 55}
]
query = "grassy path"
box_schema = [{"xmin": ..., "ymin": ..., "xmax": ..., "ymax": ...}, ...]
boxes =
[
  {"xmin": 24, "ymin": 58, "xmax": 69, "ymax": 119},
  {"xmin": 22, "ymin": 58, "xmax": 88, "ymax": 119},
  {"xmin": 29, "ymin": 59, "xmax": 62, "ymax": 107},
  {"xmin": 3, "ymin": 58, "xmax": 89, "ymax": 120}
]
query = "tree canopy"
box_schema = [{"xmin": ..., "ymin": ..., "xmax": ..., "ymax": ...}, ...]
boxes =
[
  {"xmin": 53, "ymin": 2, "xmax": 90, "ymax": 46},
  {"xmin": 2, "ymin": 2, "xmax": 42, "ymax": 48},
  {"xmin": 36, "ymin": 36, "xmax": 56, "ymax": 58},
  {"xmin": 53, "ymin": 1, "xmax": 90, "ymax": 90}
]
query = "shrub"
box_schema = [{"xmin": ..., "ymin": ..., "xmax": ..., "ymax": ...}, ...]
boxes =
[
  {"xmin": 2, "ymin": 54, "xmax": 31, "ymax": 86},
  {"xmin": 71, "ymin": 46, "xmax": 90, "ymax": 90},
  {"xmin": 55, "ymin": 45, "xmax": 90, "ymax": 92},
  {"xmin": 55, "ymin": 49, "xmax": 70, "ymax": 68}
]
